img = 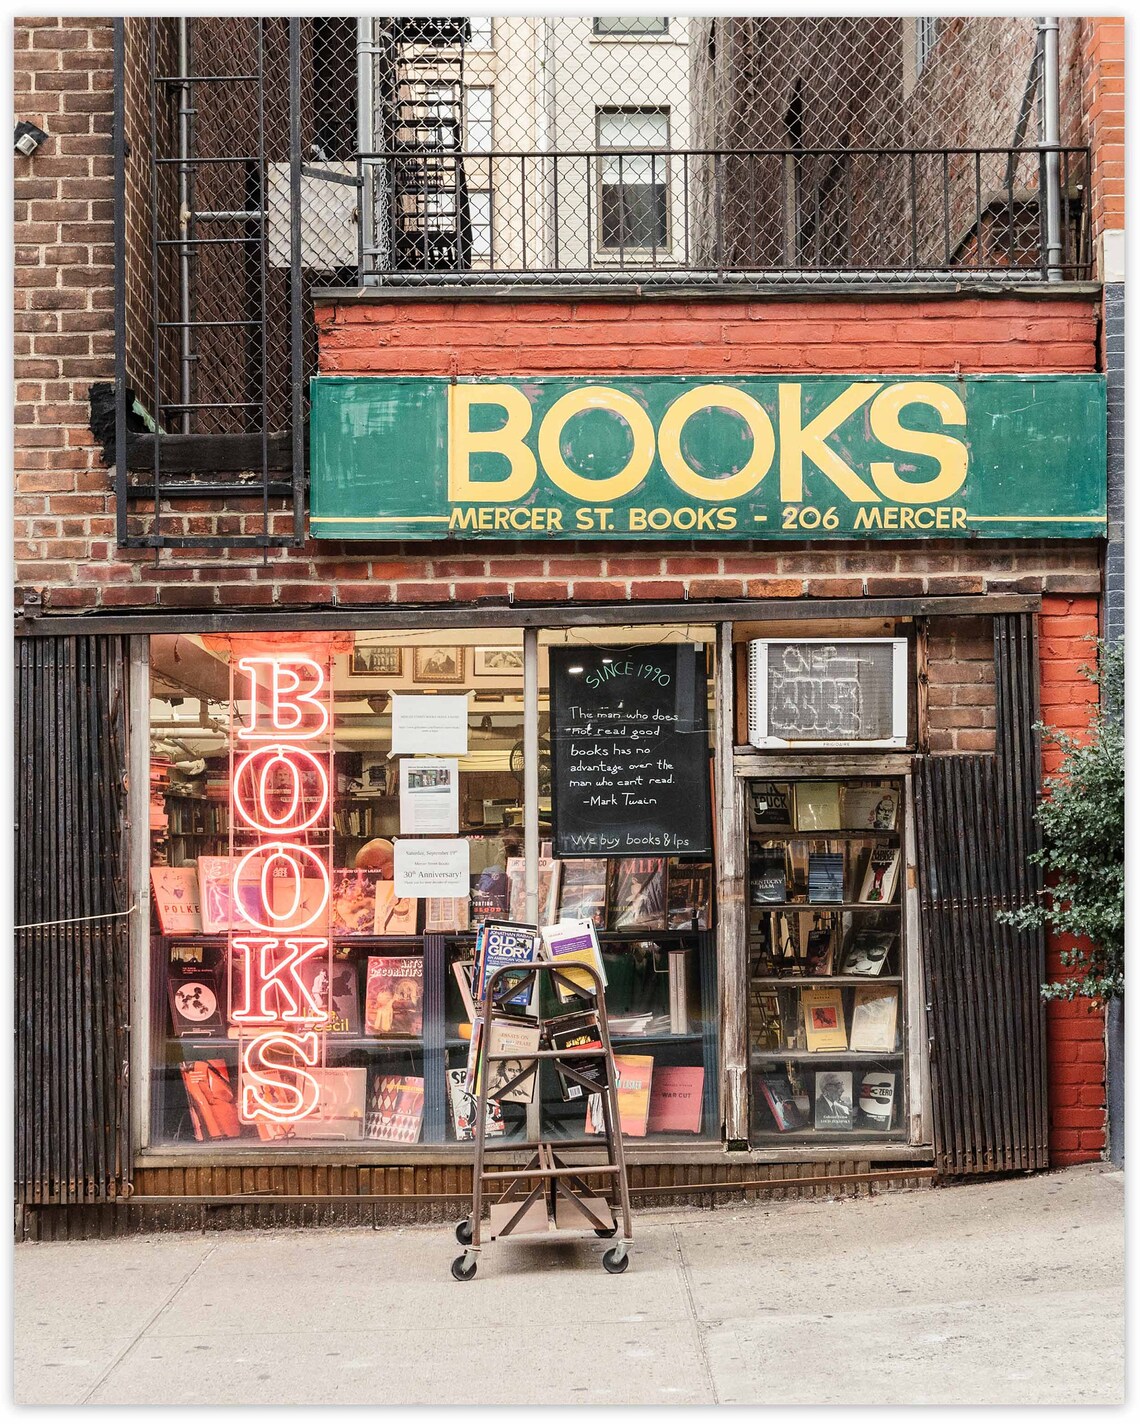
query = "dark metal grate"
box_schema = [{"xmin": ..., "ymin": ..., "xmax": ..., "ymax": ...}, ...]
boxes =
[
  {"xmin": 913, "ymin": 613, "xmax": 1049, "ymax": 1175},
  {"xmin": 15, "ymin": 637, "xmax": 133, "ymax": 1207}
]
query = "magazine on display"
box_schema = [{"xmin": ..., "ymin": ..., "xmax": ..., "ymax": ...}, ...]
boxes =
[
  {"xmin": 666, "ymin": 861, "xmax": 713, "ymax": 930},
  {"xmin": 151, "ymin": 866, "xmax": 202, "ymax": 934},
  {"xmin": 507, "ymin": 856, "xmax": 561, "ymax": 925},
  {"xmin": 609, "ymin": 858, "xmax": 667, "ymax": 931},
  {"xmin": 759, "ymin": 1069, "xmax": 807, "ymax": 1132},
  {"xmin": 556, "ymin": 858, "xmax": 609, "ymax": 929},
  {"xmin": 364, "ymin": 956, "xmax": 424, "ymax": 1037},
  {"xmin": 858, "ymin": 847, "xmax": 901, "ymax": 904}
]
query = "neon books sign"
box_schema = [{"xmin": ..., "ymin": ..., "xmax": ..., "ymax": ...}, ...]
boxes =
[{"xmin": 227, "ymin": 648, "xmax": 334, "ymax": 1128}]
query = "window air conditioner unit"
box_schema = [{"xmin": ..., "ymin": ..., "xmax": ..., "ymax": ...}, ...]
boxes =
[{"xmin": 747, "ymin": 638, "xmax": 909, "ymax": 749}]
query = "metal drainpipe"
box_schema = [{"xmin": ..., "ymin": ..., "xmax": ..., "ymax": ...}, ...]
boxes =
[
  {"xmin": 357, "ymin": 17, "xmax": 378, "ymax": 276},
  {"xmin": 176, "ymin": 18, "xmax": 193, "ymax": 431},
  {"xmin": 1040, "ymin": 16, "xmax": 1063, "ymax": 281}
]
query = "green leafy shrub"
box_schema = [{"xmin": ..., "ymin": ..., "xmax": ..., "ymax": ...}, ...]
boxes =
[{"xmin": 1000, "ymin": 638, "xmax": 1123, "ymax": 1004}]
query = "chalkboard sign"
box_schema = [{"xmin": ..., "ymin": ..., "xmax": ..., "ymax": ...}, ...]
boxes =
[{"xmin": 549, "ymin": 644, "xmax": 713, "ymax": 858}]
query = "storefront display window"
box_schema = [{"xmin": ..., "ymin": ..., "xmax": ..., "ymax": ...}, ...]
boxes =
[
  {"xmin": 747, "ymin": 776, "xmax": 909, "ymax": 1141},
  {"xmin": 146, "ymin": 624, "xmax": 720, "ymax": 1150}
]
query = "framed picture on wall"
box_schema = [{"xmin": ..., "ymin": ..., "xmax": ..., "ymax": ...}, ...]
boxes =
[
  {"xmin": 351, "ymin": 645, "xmax": 402, "ymax": 677},
  {"xmin": 413, "ymin": 647, "xmax": 465, "ymax": 684},
  {"xmin": 474, "ymin": 646, "xmax": 525, "ymax": 681}
]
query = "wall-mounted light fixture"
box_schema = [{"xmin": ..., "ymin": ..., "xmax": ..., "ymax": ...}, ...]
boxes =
[{"xmin": 14, "ymin": 121, "xmax": 47, "ymax": 156}]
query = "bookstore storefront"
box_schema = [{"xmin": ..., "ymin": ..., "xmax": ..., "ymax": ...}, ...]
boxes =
[{"xmin": 143, "ymin": 614, "xmax": 929, "ymax": 1163}]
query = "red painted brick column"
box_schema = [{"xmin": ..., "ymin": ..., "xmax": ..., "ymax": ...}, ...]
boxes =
[{"xmin": 1039, "ymin": 594, "xmax": 1106, "ymax": 1164}]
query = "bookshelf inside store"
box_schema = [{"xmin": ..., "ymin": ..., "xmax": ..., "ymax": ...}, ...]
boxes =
[
  {"xmin": 747, "ymin": 776, "xmax": 909, "ymax": 1143},
  {"xmin": 147, "ymin": 625, "xmax": 719, "ymax": 1151}
]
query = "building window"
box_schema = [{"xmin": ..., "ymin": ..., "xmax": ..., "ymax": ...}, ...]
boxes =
[
  {"xmin": 467, "ymin": 16, "xmax": 493, "ymax": 49},
  {"xmin": 596, "ymin": 108, "xmax": 670, "ymax": 252},
  {"xmin": 593, "ymin": 17, "xmax": 669, "ymax": 37},
  {"xmin": 915, "ymin": 17, "xmax": 938, "ymax": 77},
  {"xmin": 465, "ymin": 86, "xmax": 493, "ymax": 153}
]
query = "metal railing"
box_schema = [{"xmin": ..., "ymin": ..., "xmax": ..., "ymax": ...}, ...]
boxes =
[{"xmin": 326, "ymin": 144, "xmax": 1090, "ymax": 287}]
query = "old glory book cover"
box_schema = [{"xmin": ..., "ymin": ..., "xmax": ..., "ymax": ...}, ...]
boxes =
[
  {"xmin": 365, "ymin": 1073, "xmax": 424, "ymax": 1143},
  {"xmin": 151, "ymin": 866, "xmax": 202, "ymax": 934},
  {"xmin": 646, "ymin": 1065, "xmax": 705, "ymax": 1133},
  {"xmin": 474, "ymin": 920, "xmax": 540, "ymax": 1010},
  {"xmin": 849, "ymin": 985, "xmax": 900, "ymax": 1053},
  {"xmin": 586, "ymin": 1054, "xmax": 654, "ymax": 1137},
  {"xmin": 364, "ymin": 956, "xmax": 424, "ymax": 1037},
  {"xmin": 800, "ymin": 986, "xmax": 849, "ymax": 1052}
]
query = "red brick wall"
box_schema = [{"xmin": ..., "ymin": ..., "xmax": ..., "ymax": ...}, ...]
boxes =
[
  {"xmin": 1081, "ymin": 17, "xmax": 1125, "ymax": 252},
  {"xmin": 925, "ymin": 615, "xmax": 996, "ymax": 753},
  {"xmin": 1039, "ymin": 593, "xmax": 1106, "ymax": 1164},
  {"xmin": 13, "ymin": 286, "xmax": 1105, "ymax": 611}
]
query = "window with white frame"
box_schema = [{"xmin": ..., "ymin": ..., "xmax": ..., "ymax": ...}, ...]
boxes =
[
  {"xmin": 915, "ymin": 17, "xmax": 938, "ymax": 77},
  {"xmin": 465, "ymin": 87, "xmax": 493, "ymax": 262},
  {"xmin": 468, "ymin": 16, "xmax": 493, "ymax": 49},
  {"xmin": 596, "ymin": 107, "xmax": 670, "ymax": 252},
  {"xmin": 593, "ymin": 17, "xmax": 669, "ymax": 37}
]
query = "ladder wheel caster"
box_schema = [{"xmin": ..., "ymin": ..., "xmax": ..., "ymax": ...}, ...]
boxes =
[
  {"xmin": 455, "ymin": 1218, "xmax": 473, "ymax": 1245},
  {"xmin": 450, "ymin": 1253, "xmax": 477, "ymax": 1281},
  {"xmin": 594, "ymin": 1224, "xmax": 618, "ymax": 1238},
  {"xmin": 602, "ymin": 1246, "xmax": 629, "ymax": 1274}
]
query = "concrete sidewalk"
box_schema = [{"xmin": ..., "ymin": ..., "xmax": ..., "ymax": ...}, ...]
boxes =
[{"xmin": 14, "ymin": 1163, "xmax": 1123, "ymax": 1406}]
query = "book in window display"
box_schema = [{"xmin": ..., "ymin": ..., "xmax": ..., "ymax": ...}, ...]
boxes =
[
  {"xmin": 758, "ymin": 1068, "xmax": 807, "ymax": 1132},
  {"xmin": 803, "ymin": 915, "xmax": 836, "ymax": 976},
  {"xmin": 329, "ymin": 868, "xmax": 383, "ymax": 936},
  {"xmin": 540, "ymin": 919, "xmax": 607, "ymax": 1002},
  {"xmin": 857, "ymin": 1070, "xmax": 897, "ymax": 1130},
  {"xmin": 666, "ymin": 860, "xmax": 713, "ymax": 929},
  {"xmin": 842, "ymin": 784, "xmax": 900, "ymax": 831},
  {"xmin": 168, "ymin": 959, "xmax": 224, "ymax": 1037},
  {"xmin": 507, "ymin": 855, "xmax": 561, "ymax": 925},
  {"xmin": 749, "ymin": 849, "xmax": 787, "ymax": 906},
  {"xmin": 586, "ymin": 1053, "xmax": 653, "ymax": 1137},
  {"xmin": 556, "ymin": 858, "xmax": 608, "ymax": 929},
  {"xmin": 365, "ymin": 1073, "xmax": 425, "ymax": 1143},
  {"xmin": 288, "ymin": 1067, "xmax": 367, "ymax": 1140},
  {"xmin": 465, "ymin": 1018, "xmax": 540, "ymax": 1104},
  {"xmin": 547, "ymin": 1010, "xmax": 605, "ymax": 1101},
  {"xmin": 446, "ymin": 1067, "xmax": 506, "ymax": 1141},
  {"xmin": 646, "ymin": 1066, "xmax": 704, "ymax": 1133},
  {"xmin": 793, "ymin": 781, "xmax": 842, "ymax": 832},
  {"xmin": 801, "ymin": 985, "xmax": 848, "ymax": 1051},
  {"xmin": 609, "ymin": 858, "xmax": 666, "ymax": 931},
  {"xmin": 748, "ymin": 781, "xmax": 792, "ymax": 832},
  {"xmin": 849, "ymin": 985, "xmax": 899, "ymax": 1053},
  {"xmin": 474, "ymin": 920, "xmax": 540, "ymax": 1010},
  {"xmin": 374, "ymin": 882, "xmax": 418, "ymax": 936},
  {"xmin": 839, "ymin": 927, "xmax": 896, "ymax": 977},
  {"xmin": 197, "ymin": 854, "xmax": 262, "ymax": 933},
  {"xmin": 270, "ymin": 869, "xmax": 327, "ymax": 931},
  {"xmin": 364, "ymin": 956, "xmax": 424, "ymax": 1037},
  {"xmin": 470, "ymin": 863, "xmax": 510, "ymax": 921},
  {"xmin": 814, "ymin": 1069, "xmax": 855, "ymax": 1130},
  {"xmin": 296, "ymin": 958, "xmax": 361, "ymax": 1035},
  {"xmin": 858, "ymin": 846, "xmax": 901, "ymax": 904},
  {"xmin": 807, "ymin": 852, "xmax": 845, "ymax": 904},
  {"xmin": 423, "ymin": 896, "xmax": 471, "ymax": 933},
  {"xmin": 151, "ymin": 866, "xmax": 202, "ymax": 934},
  {"xmin": 180, "ymin": 1058, "xmax": 242, "ymax": 1140}
]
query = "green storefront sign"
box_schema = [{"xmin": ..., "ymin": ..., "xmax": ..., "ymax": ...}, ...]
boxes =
[{"xmin": 309, "ymin": 374, "xmax": 1106, "ymax": 541}]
